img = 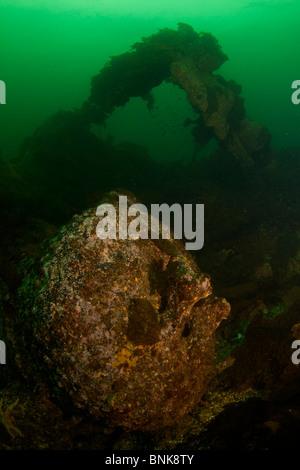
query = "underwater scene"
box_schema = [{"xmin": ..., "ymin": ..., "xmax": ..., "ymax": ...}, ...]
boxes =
[{"xmin": 1, "ymin": 0, "xmax": 300, "ymax": 452}]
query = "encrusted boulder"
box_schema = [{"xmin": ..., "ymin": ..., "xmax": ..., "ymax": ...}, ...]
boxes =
[{"xmin": 15, "ymin": 191, "xmax": 230, "ymax": 431}]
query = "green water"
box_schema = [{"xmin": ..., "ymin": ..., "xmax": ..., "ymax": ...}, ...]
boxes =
[
  {"xmin": 1, "ymin": 2, "xmax": 300, "ymax": 450},
  {"xmin": 1, "ymin": 0, "xmax": 300, "ymax": 161}
]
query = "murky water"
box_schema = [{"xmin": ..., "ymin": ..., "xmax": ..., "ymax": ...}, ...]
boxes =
[{"xmin": 1, "ymin": 0, "xmax": 300, "ymax": 160}]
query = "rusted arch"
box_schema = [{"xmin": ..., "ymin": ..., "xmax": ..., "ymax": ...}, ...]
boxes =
[{"xmin": 82, "ymin": 23, "xmax": 271, "ymax": 169}]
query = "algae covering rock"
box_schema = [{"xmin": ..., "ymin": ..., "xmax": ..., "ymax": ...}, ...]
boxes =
[{"xmin": 15, "ymin": 191, "xmax": 230, "ymax": 431}]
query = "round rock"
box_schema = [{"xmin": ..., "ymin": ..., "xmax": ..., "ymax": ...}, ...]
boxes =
[{"xmin": 16, "ymin": 191, "xmax": 230, "ymax": 431}]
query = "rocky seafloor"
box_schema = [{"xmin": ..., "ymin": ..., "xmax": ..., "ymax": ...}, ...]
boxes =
[{"xmin": 1, "ymin": 24, "xmax": 300, "ymax": 450}]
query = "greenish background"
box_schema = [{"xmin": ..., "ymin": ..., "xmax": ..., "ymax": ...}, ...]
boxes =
[{"xmin": 1, "ymin": 0, "xmax": 300, "ymax": 162}]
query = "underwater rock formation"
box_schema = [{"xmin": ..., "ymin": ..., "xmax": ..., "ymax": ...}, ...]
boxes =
[
  {"xmin": 83, "ymin": 23, "xmax": 271, "ymax": 169},
  {"xmin": 14, "ymin": 191, "xmax": 230, "ymax": 431},
  {"xmin": 9, "ymin": 23, "xmax": 273, "ymax": 218}
]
